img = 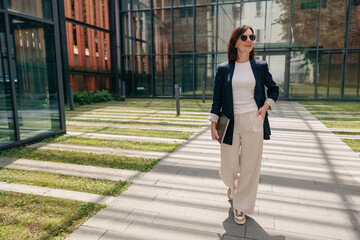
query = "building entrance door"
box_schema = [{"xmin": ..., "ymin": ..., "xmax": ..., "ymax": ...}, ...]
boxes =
[{"xmin": 255, "ymin": 52, "xmax": 289, "ymax": 100}]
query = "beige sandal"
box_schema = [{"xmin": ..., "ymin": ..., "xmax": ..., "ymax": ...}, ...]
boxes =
[
  {"xmin": 227, "ymin": 188, "xmax": 232, "ymax": 201},
  {"xmin": 233, "ymin": 209, "xmax": 246, "ymax": 225}
]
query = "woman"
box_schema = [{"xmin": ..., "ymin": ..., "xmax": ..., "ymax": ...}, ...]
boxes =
[{"xmin": 209, "ymin": 25, "xmax": 279, "ymax": 225}]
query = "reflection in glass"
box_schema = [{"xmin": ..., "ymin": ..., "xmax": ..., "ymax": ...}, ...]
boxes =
[
  {"xmin": 291, "ymin": 0, "xmax": 319, "ymax": 48},
  {"xmin": 217, "ymin": 4, "xmax": 238, "ymax": 52},
  {"xmin": 196, "ymin": 0, "xmax": 216, "ymax": 5},
  {"xmin": 133, "ymin": 11, "xmax": 151, "ymax": 55},
  {"xmin": 240, "ymin": 1, "xmax": 265, "ymax": 48},
  {"xmin": 289, "ymin": 51, "xmax": 316, "ymax": 99},
  {"xmin": 317, "ymin": 51, "xmax": 343, "ymax": 99},
  {"xmin": 348, "ymin": 1, "xmax": 360, "ymax": 48},
  {"xmin": 174, "ymin": 8, "xmax": 194, "ymax": 53},
  {"xmin": 7, "ymin": 0, "xmax": 52, "ymax": 19},
  {"xmin": 64, "ymin": 0, "xmax": 110, "ymax": 30},
  {"xmin": 10, "ymin": 17, "xmax": 60, "ymax": 140},
  {"xmin": 196, "ymin": 6, "xmax": 216, "ymax": 52},
  {"xmin": 155, "ymin": 55, "xmax": 172, "ymax": 97},
  {"xmin": 134, "ymin": 56, "xmax": 151, "ymax": 96},
  {"xmin": 123, "ymin": 56, "xmax": 133, "ymax": 96},
  {"xmin": 154, "ymin": 0, "xmax": 171, "ymax": 8},
  {"xmin": 318, "ymin": 0, "xmax": 346, "ymax": 48},
  {"xmin": 175, "ymin": 55, "xmax": 193, "ymax": 96},
  {"xmin": 196, "ymin": 54, "xmax": 214, "ymax": 97},
  {"xmin": 344, "ymin": 50, "xmax": 360, "ymax": 99},
  {"xmin": 264, "ymin": 0, "xmax": 290, "ymax": 47},
  {"xmin": 133, "ymin": 0, "xmax": 151, "ymax": 10},
  {"xmin": 69, "ymin": 74, "xmax": 112, "ymax": 92},
  {"xmin": 122, "ymin": 13, "xmax": 132, "ymax": 55},
  {"xmin": 0, "ymin": 14, "xmax": 16, "ymax": 147},
  {"xmin": 173, "ymin": 0, "xmax": 193, "ymax": 7},
  {"xmin": 153, "ymin": 9, "xmax": 171, "ymax": 54},
  {"xmin": 66, "ymin": 23, "xmax": 111, "ymax": 73},
  {"xmin": 121, "ymin": 0, "xmax": 131, "ymax": 11}
]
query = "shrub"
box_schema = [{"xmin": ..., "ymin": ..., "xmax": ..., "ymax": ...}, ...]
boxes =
[{"xmin": 73, "ymin": 90, "xmax": 113, "ymax": 105}]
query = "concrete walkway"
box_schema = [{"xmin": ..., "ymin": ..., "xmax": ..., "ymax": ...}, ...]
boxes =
[{"xmin": 67, "ymin": 102, "xmax": 360, "ymax": 240}]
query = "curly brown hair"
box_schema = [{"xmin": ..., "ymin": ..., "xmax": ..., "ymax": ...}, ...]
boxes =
[{"xmin": 227, "ymin": 25, "xmax": 255, "ymax": 61}]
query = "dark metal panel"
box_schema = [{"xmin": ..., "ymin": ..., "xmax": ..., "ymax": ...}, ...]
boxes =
[
  {"xmin": 109, "ymin": 0, "xmax": 120, "ymax": 93},
  {"xmin": 314, "ymin": 0, "xmax": 323, "ymax": 99},
  {"xmin": 193, "ymin": 2, "xmax": 196, "ymax": 97},
  {"xmin": 57, "ymin": 0, "xmax": 72, "ymax": 111},
  {"xmin": 3, "ymin": 1, "xmax": 20, "ymax": 142},
  {"xmin": 65, "ymin": 18, "xmax": 113, "ymax": 34},
  {"xmin": 6, "ymin": 10, "xmax": 54, "ymax": 25},
  {"xmin": 53, "ymin": 0, "xmax": 66, "ymax": 131},
  {"xmin": 341, "ymin": 0, "xmax": 352, "ymax": 100}
]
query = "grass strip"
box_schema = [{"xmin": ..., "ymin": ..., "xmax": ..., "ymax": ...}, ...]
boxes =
[
  {"xmin": 66, "ymin": 118, "xmax": 202, "ymax": 129},
  {"xmin": 310, "ymin": 112, "xmax": 360, "ymax": 115},
  {"xmin": 0, "ymin": 148, "xmax": 160, "ymax": 172},
  {"xmin": 66, "ymin": 125, "xmax": 193, "ymax": 140},
  {"xmin": 0, "ymin": 168, "xmax": 130, "ymax": 196},
  {"xmin": 316, "ymin": 117, "xmax": 360, "ymax": 121},
  {"xmin": 300, "ymin": 101, "xmax": 360, "ymax": 112},
  {"xmin": 332, "ymin": 131, "xmax": 360, "ymax": 135},
  {"xmin": 322, "ymin": 121, "xmax": 360, "ymax": 129},
  {"xmin": 46, "ymin": 135, "xmax": 180, "ymax": 153},
  {"xmin": 0, "ymin": 191, "xmax": 103, "ymax": 240},
  {"xmin": 341, "ymin": 139, "xmax": 360, "ymax": 152}
]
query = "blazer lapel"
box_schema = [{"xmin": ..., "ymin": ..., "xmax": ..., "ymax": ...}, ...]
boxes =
[{"xmin": 227, "ymin": 61, "xmax": 235, "ymax": 117}]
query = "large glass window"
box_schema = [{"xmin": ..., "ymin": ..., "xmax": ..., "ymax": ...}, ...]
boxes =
[
  {"xmin": 318, "ymin": 0, "xmax": 347, "ymax": 48},
  {"xmin": 122, "ymin": 56, "xmax": 133, "ymax": 96},
  {"xmin": 121, "ymin": 0, "xmax": 131, "ymax": 11},
  {"xmin": 289, "ymin": 51, "xmax": 316, "ymax": 99},
  {"xmin": 0, "ymin": 14, "xmax": 16, "ymax": 147},
  {"xmin": 154, "ymin": 55, "xmax": 172, "ymax": 96},
  {"xmin": 291, "ymin": 0, "xmax": 320, "ymax": 48},
  {"xmin": 7, "ymin": 0, "xmax": 52, "ymax": 20},
  {"xmin": 174, "ymin": 8, "xmax": 194, "ymax": 53},
  {"xmin": 217, "ymin": 4, "xmax": 239, "ymax": 52},
  {"xmin": 175, "ymin": 55, "xmax": 193, "ymax": 96},
  {"xmin": 241, "ymin": 1, "xmax": 265, "ymax": 48},
  {"xmin": 173, "ymin": 0, "xmax": 193, "ymax": 7},
  {"xmin": 133, "ymin": 11, "xmax": 151, "ymax": 55},
  {"xmin": 153, "ymin": 9, "xmax": 171, "ymax": 54},
  {"xmin": 264, "ymin": 0, "xmax": 290, "ymax": 47},
  {"xmin": 344, "ymin": 50, "xmax": 360, "ymax": 99},
  {"xmin": 70, "ymin": 74, "xmax": 112, "ymax": 92},
  {"xmin": 196, "ymin": 54, "xmax": 214, "ymax": 97},
  {"xmin": 196, "ymin": 0, "xmax": 216, "ymax": 5},
  {"xmin": 134, "ymin": 55, "xmax": 151, "ymax": 96},
  {"xmin": 348, "ymin": 1, "xmax": 360, "ymax": 48},
  {"xmin": 10, "ymin": 16, "xmax": 60, "ymax": 140},
  {"xmin": 317, "ymin": 50, "xmax": 344, "ymax": 99},
  {"xmin": 196, "ymin": 6, "xmax": 216, "ymax": 53}
]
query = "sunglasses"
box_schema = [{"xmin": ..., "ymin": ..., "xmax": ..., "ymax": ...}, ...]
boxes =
[{"xmin": 240, "ymin": 34, "xmax": 256, "ymax": 41}]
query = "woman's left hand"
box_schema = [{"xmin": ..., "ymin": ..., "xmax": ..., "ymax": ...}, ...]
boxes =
[{"xmin": 257, "ymin": 104, "xmax": 270, "ymax": 120}]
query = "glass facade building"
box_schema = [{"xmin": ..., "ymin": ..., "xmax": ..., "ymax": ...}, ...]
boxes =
[
  {"xmin": 0, "ymin": 0, "xmax": 65, "ymax": 150},
  {"xmin": 118, "ymin": 0, "xmax": 360, "ymax": 100}
]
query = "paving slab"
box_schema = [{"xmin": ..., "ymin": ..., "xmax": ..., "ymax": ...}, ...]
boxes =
[
  {"xmin": 27, "ymin": 142, "xmax": 167, "ymax": 159},
  {"xmin": 66, "ymin": 121, "xmax": 200, "ymax": 132},
  {"xmin": 66, "ymin": 101, "xmax": 360, "ymax": 240},
  {"xmin": 0, "ymin": 157, "xmax": 143, "ymax": 182}
]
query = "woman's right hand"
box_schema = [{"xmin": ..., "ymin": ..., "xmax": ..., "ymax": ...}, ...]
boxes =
[{"xmin": 211, "ymin": 121, "xmax": 219, "ymax": 140}]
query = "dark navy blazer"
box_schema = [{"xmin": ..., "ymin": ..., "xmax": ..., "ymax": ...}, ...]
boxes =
[{"xmin": 210, "ymin": 59, "xmax": 279, "ymax": 145}]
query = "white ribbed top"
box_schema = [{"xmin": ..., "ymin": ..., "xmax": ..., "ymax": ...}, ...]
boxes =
[{"xmin": 232, "ymin": 61, "xmax": 258, "ymax": 114}]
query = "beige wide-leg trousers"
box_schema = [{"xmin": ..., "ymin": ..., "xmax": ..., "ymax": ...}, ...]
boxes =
[{"xmin": 219, "ymin": 111, "xmax": 264, "ymax": 214}]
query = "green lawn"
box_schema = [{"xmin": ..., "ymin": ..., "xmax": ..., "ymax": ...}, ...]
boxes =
[
  {"xmin": 0, "ymin": 148, "xmax": 160, "ymax": 172},
  {"xmin": 0, "ymin": 191, "xmax": 103, "ymax": 240},
  {"xmin": 342, "ymin": 139, "xmax": 360, "ymax": 152},
  {"xmin": 322, "ymin": 121, "xmax": 360, "ymax": 129},
  {"xmin": 0, "ymin": 168, "xmax": 130, "ymax": 196}
]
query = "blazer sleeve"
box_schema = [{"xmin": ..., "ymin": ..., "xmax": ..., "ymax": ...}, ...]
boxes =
[
  {"xmin": 209, "ymin": 65, "xmax": 223, "ymax": 122},
  {"xmin": 264, "ymin": 62, "xmax": 279, "ymax": 103}
]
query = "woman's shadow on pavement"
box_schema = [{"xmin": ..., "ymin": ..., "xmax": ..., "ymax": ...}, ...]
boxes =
[{"xmin": 220, "ymin": 207, "xmax": 286, "ymax": 240}]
